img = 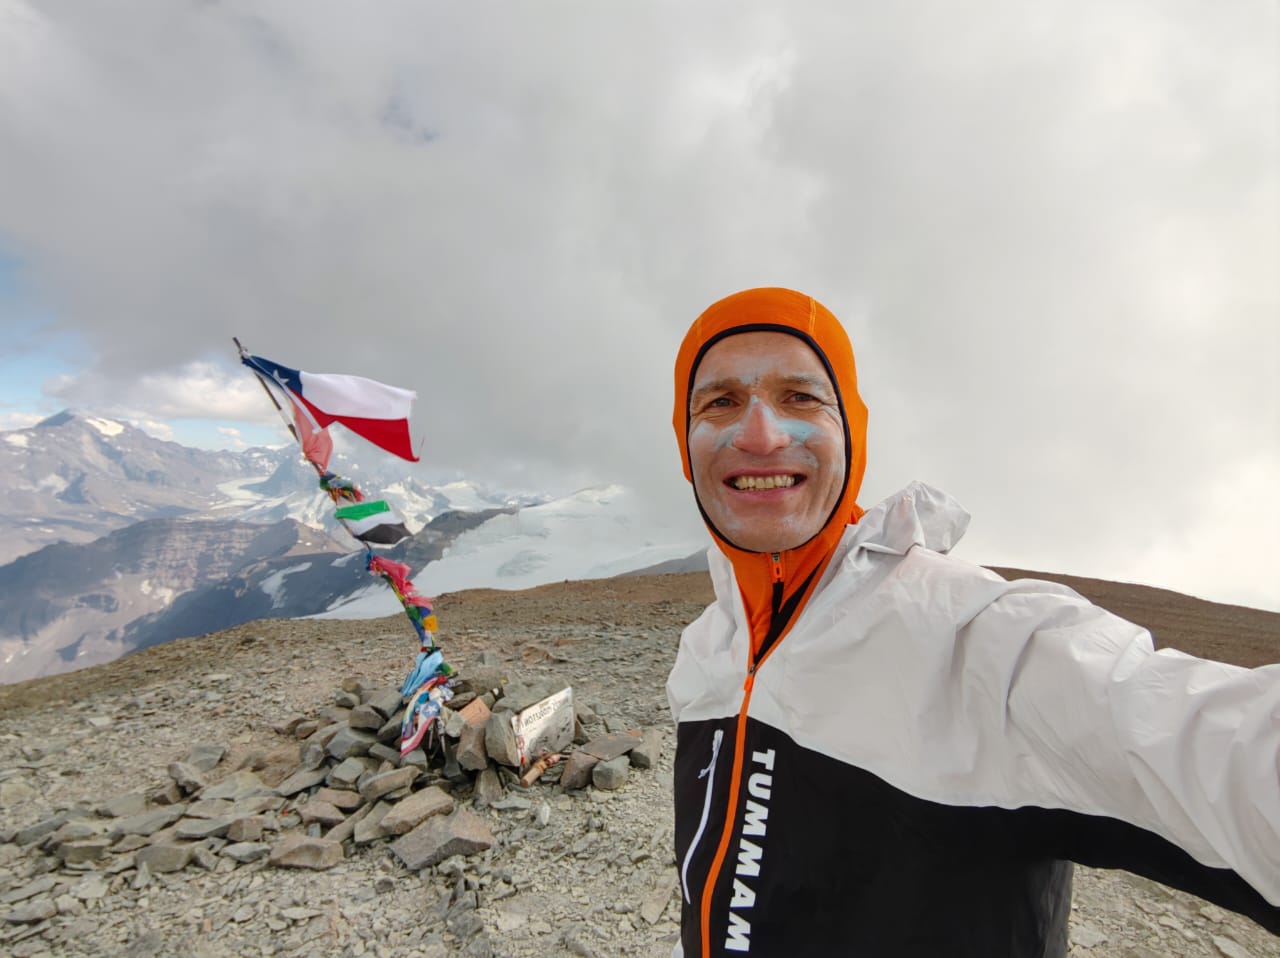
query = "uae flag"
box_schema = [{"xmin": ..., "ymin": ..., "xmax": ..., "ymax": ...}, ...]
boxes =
[
  {"xmin": 334, "ymin": 500, "xmax": 412, "ymax": 546},
  {"xmin": 242, "ymin": 354, "xmax": 419, "ymax": 461}
]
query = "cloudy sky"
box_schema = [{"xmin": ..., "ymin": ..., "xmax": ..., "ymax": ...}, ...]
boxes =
[{"xmin": 0, "ymin": 0, "xmax": 1276, "ymax": 611}]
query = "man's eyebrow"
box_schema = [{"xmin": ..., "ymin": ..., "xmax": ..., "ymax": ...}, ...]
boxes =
[
  {"xmin": 690, "ymin": 372, "xmax": 834, "ymax": 403},
  {"xmin": 780, "ymin": 373, "xmax": 833, "ymax": 392},
  {"xmin": 690, "ymin": 377, "xmax": 741, "ymax": 402}
]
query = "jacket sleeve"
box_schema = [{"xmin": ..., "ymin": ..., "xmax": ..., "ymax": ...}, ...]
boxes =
[{"xmin": 965, "ymin": 578, "xmax": 1280, "ymax": 908}]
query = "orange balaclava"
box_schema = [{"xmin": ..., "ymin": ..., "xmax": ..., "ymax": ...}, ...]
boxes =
[{"xmin": 673, "ymin": 287, "xmax": 869, "ymax": 657}]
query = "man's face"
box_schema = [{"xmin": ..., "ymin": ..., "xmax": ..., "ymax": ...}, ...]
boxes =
[{"xmin": 688, "ymin": 331, "xmax": 846, "ymax": 553}]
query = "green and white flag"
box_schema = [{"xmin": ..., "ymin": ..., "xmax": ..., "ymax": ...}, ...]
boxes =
[{"xmin": 334, "ymin": 500, "xmax": 412, "ymax": 546}]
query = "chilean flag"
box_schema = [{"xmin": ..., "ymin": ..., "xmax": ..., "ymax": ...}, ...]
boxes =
[{"xmin": 243, "ymin": 354, "xmax": 419, "ymax": 462}]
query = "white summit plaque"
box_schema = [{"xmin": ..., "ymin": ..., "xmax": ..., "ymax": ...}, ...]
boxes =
[{"xmin": 511, "ymin": 686, "xmax": 574, "ymax": 768}]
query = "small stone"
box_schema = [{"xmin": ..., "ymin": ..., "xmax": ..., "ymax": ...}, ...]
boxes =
[
  {"xmin": 55, "ymin": 840, "xmax": 110, "ymax": 865},
  {"xmin": 185, "ymin": 798, "xmax": 233, "ymax": 819},
  {"xmin": 97, "ymin": 792, "xmax": 148, "ymax": 819},
  {"xmin": 281, "ymin": 906, "xmax": 324, "ymax": 921},
  {"xmin": 389, "ymin": 808, "xmax": 495, "ymax": 871},
  {"xmin": 175, "ymin": 818, "xmax": 231, "ymax": 840},
  {"xmin": 1199, "ymin": 904, "xmax": 1227, "ymax": 923},
  {"xmin": 299, "ymin": 801, "xmax": 346, "ymax": 827},
  {"xmin": 640, "ymin": 876, "xmax": 676, "ymax": 925},
  {"xmin": 14, "ymin": 813, "xmax": 70, "ymax": 846},
  {"xmin": 327, "ymin": 726, "xmax": 377, "ymax": 760},
  {"xmin": 185, "ymin": 743, "xmax": 227, "ymax": 771},
  {"xmin": 131, "ymin": 862, "xmax": 152, "ymax": 890},
  {"xmin": 559, "ymin": 751, "xmax": 599, "ymax": 791},
  {"xmin": 135, "ymin": 843, "xmax": 193, "ymax": 874},
  {"xmin": 314, "ymin": 788, "xmax": 364, "ymax": 811},
  {"xmin": 149, "ymin": 782, "xmax": 185, "ymax": 806},
  {"xmin": 0, "ymin": 781, "xmax": 36, "ymax": 807},
  {"xmin": 1068, "ymin": 922, "xmax": 1107, "ymax": 949},
  {"xmin": 379, "ymin": 786, "xmax": 454, "ymax": 836},
  {"xmin": 457, "ymin": 724, "xmax": 489, "ymax": 771},
  {"xmin": 113, "ymin": 834, "xmax": 150, "ymax": 853},
  {"xmin": 222, "ymin": 842, "xmax": 271, "ymax": 864},
  {"xmin": 328, "ymin": 757, "xmax": 366, "ymax": 787},
  {"xmin": 353, "ymin": 802, "xmax": 393, "ymax": 845},
  {"xmin": 202, "ymin": 771, "xmax": 275, "ymax": 802},
  {"xmin": 108, "ymin": 806, "xmax": 185, "ymax": 840},
  {"xmin": 484, "ymin": 713, "xmax": 521, "ymax": 768},
  {"xmin": 71, "ymin": 875, "xmax": 109, "ymax": 900},
  {"xmin": 629, "ymin": 727, "xmax": 665, "ymax": 769},
  {"xmin": 349, "ymin": 704, "xmax": 384, "ymax": 731},
  {"xmin": 376, "ymin": 715, "xmax": 402, "ymax": 745},
  {"xmin": 358, "ymin": 767, "xmax": 418, "ymax": 803},
  {"xmin": 591, "ymin": 755, "xmax": 630, "ymax": 790},
  {"xmin": 1212, "ymin": 937, "xmax": 1253, "ymax": 958},
  {"xmin": 293, "ymin": 719, "xmax": 321, "ymax": 740},
  {"xmin": 0, "ymin": 878, "xmax": 58, "ymax": 905},
  {"xmin": 269, "ymin": 834, "xmax": 344, "ymax": 870},
  {"xmin": 336, "ymin": 687, "xmax": 362, "ymax": 708},
  {"xmin": 299, "ymin": 741, "xmax": 328, "ymax": 771},
  {"xmin": 168, "ymin": 762, "xmax": 207, "ymax": 792},
  {"xmin": 365, "ymin": 687, "xmax": 405, "ymax": 719},
  {"xmin": 489, "ymin": 795, "xmax": 532, "ymax": 812},
  {"xmin": 368, "ymin": 743, "xmax": 402, "ymax": 765},
  {"xmin": 226, "ymin": 817, "xmax": 265, "ymax": 843},
  {"xmin": 580, "ymin": 731, "xmax": 643, "ymax": 762},
  {"xmin": 401, "ymin": 748, "xmax": 428, "ymax": 770},
  {"xmin": 276, "ymin": 766, "xmax": 329, "ymax": 797},
  {"xmin": 473, "ymin": 768, "xmax": 505, "ymax": 807},
  {"xmin": 4, "ymin": 896, "xmax": 56, "ymax": 923},
  {"xmin": 442, "ymin": 708, "xmax": 468, "ymax": 739}
]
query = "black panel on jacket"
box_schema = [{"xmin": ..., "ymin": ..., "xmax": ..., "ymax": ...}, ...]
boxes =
[{"xmin": 673, "ymin": 717, "xmax": 1278, "ymax": 957}]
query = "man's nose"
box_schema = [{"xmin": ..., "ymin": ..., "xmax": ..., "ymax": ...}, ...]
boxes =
[{"xmin": 732, "ymin": 399, "xmax": 791, "ymax": 455}]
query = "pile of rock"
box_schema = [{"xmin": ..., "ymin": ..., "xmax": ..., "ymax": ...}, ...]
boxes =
[{"xmin": 0, "ymin": 656, "xmax": 665, "ymax": 903}]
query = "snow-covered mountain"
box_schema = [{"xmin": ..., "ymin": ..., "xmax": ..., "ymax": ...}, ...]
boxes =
[
  {"xmin": 0, "ymin": 411, "xmax": 709, "ymax": 683},
  {"xmin": 0, "ymin": 410, "xmax": 274, "ymax": 566},
  {"xmin": 0, "ymin": 410, "xmax": 546, "ymax": 564},
  {"xmin": 320, "ymin": 485, "xmax": 710, "ymax": 620}
]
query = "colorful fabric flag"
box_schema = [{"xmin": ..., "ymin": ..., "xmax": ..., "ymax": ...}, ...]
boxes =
[
  {"xmin": 333, "ymin": 500, "xmax": 412, "ymax": 546},
  {"xmin": 368, "ymin": 554, "xmax": 438, "ymax": 642},
  {"xmin": 242, "ymin": 354, "xmax": 419, "ymax": 461},
  {"xmin": 320, "ymin": 472, "xmax": 363, "ymax": 504},
  {"xmin": 288, "ymin": 397, "xmax": 333, "ymax": 471}
]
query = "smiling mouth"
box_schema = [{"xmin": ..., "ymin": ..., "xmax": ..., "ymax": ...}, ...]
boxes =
[{"xmin": 728, "ymin": 474, "xmax": 800, "ymax": 491}]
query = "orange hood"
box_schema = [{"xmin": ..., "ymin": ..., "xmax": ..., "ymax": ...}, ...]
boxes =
[{"xmin": 673, "ymin": 287, "xmax": 869, "ymax": 654}]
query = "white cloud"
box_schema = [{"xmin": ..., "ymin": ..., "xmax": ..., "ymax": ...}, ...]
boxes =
[
  {"xmin": 0, "ymin": 0, "xmax": 1274, "ymax": 608},
  {"xmin": 47, "ymin": 361, "xmax": 283, "ymax": 426},
  {"xmin": 0, "ymin": 411, "xmax": 43, "ymax": 432}
]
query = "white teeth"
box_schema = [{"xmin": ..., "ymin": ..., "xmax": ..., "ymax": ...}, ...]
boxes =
[{"xmin": 730, "ymin": 475, "xmax": 796, "ymax": 491}]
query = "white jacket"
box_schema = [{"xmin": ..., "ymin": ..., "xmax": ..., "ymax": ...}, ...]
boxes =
[{"xmin": 668, "ymin": 482, "xmax": 1279, "ymax": 957}]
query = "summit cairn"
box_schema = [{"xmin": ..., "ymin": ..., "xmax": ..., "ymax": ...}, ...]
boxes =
[{"xmin": 1, "ymin": 651, "xmax": 663, "ymax": 896}]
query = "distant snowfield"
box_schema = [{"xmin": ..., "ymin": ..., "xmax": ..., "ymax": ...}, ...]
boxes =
[
  {"xmin": 86, "ymin": 417, "xmax": 125, "ymax": 437},
  {"xmin": 260, "ymin": 562, "xmax": 314, "ymax": 609},
  {"xmin": 318, "ymin": 484, "xmax": 708, "ymax": 621}
]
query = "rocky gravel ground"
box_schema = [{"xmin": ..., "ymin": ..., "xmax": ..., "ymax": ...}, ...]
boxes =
[{"xmin": 0, "ymin": 571, "xmax": 1276, "ymax": 957}]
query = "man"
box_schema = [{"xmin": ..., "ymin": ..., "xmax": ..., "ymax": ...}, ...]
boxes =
[{"xmin": 667, "ymin": 287, "xmax": 1279, "ymax": 957}]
